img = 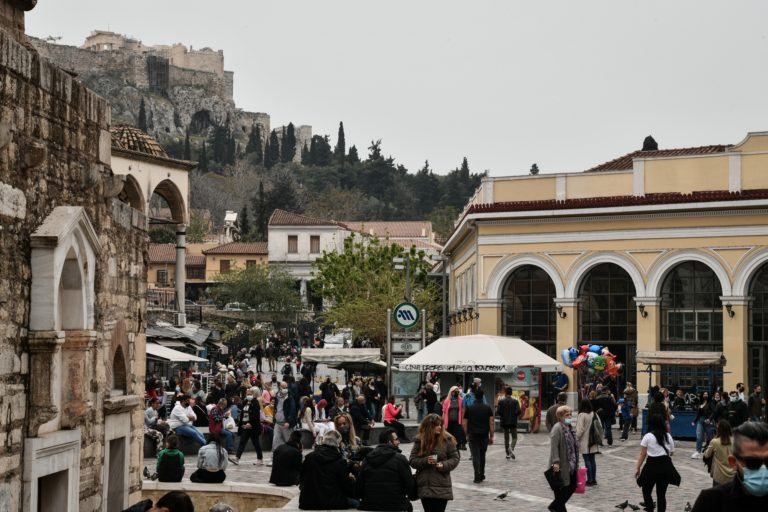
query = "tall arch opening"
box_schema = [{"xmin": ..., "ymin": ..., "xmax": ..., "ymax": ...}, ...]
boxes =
[
  {"xmin": 578, "ymin": 263, "xmax": 637, "ymax": 390},
  {"xmin": 58, "ymin": 247, "xmax": 85, "ymax": 331},
  {"xmin": 748, "ymin": 263, "xmax": 768, "ymax": 392},
  {"xmin": 117, "ymin": 174, "xmax": 145, "ymax": 213},
  {"xmin": 660, "ymin": 261, "xmax": 723, "ymax": 391}
]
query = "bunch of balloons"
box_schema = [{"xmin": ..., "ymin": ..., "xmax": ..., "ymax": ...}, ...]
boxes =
[{"xmin": 561, "ymin": 344, "xmax": 622, "ymax": 377}]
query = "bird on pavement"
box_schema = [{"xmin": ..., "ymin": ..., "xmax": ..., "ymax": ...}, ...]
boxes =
[
  {"xmin": 628, "ymin": 505, "xmax": 640, "ymax": 511},
  {"xmin": 494, "ymin": 491, "xmax": 509, "ymax": 500},
  {"xmin": 615, "ymin": 501, "xmax": 629, "ymax": 510},
  {"xmin": 142, "ymin": 466, "xmax": 151, "ymax": 480},
  {"xmin": 684, "ymin": 503, "xmax": 692, "ymax": 512}
]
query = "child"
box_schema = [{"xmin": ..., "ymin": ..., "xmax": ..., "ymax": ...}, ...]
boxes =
[
  {"xmin": 156, "ymin": 435, "xmax": 185, "ymax": 482},
  {"xmin": 618, "ymin": 398, "xmax": 632, "ymax": 441}
]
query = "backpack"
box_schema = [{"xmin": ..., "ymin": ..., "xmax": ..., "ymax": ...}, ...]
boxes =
[{"xmin": 588, "ymin": 414, "xmax": 604, "ymax": 447}]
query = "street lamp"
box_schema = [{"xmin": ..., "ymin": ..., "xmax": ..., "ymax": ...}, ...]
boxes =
[{"xmin": 429, "ymin": 254, "xmax": 449, "ymax": 337}]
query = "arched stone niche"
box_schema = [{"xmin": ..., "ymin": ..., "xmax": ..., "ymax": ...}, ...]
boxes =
[{"xmin": 29, "ymin": 206, "xmax": 101, "ymax": 435}]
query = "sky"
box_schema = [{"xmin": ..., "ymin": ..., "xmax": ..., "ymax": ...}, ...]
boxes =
[{"xmin": 27, "ymin": 1, "xmax": 768, "ymax": 177}]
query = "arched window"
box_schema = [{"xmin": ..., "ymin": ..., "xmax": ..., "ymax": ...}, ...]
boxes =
[
  {"xmin": 578, "ymin": 263, "xmax": 637, "ymax": 387},
  {"xmin": 112, "ymin": 346, "xmax": 127, "ymax": 394},
  {"xmin": 748, "ymin": 263, "xmax": 768, "ymax": 391},
  {"xmin": 660, "ymin": 261, "xmax": 723, "ymax": 390}
]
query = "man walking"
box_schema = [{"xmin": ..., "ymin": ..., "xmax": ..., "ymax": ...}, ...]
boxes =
[
  {"xmin": 463, "ymin": 389, "xmax": 494, "ymax": 483},
  {"xmin": 748, "ymin": 385, "xmax": 765, "ymax": 422},
  {"xmin": 267, "ymin": 343, "xmax": 277, "ymax": 372},
  {"xmin": 595, "ymin": 386, "xmax": 617, "ymax": 446},
  {"xmin": 254, "ymin": 343, "xmax": 264, "ymax": 374},
  {"xmin": 272, "ymin": 382, "xmax": 297, "ymax": 451},
  {"xmin": 546, "ymin": 392, "xmax": 568, "ymax": 432},
  {"xmin": 496, "ymin": 386, "xmax": 520, "ymax": 459}
]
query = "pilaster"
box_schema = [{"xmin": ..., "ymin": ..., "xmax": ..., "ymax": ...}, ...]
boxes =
[{"xmin": 721, "ymin": 296, "xmax": 750, "ymax": 391}]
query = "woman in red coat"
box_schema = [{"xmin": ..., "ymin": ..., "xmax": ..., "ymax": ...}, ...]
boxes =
[{"xmin": 442, "ymin": 386, "xmax": 466, "ymax": 450}]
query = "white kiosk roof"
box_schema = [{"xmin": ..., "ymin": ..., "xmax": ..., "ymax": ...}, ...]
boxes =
[
  {"xmin": 300, "ymin": 348, "xmax": 381, "ymax": 364},
  {"xmin": 398, "ymin": 335, "xmax": 561, "ymax": 373},
  {"xmin": 146, "ymin": 343, "xmax": 208, "ymax": 363}
]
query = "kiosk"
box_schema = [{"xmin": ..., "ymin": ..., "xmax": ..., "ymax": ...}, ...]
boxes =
[{"xmin": 636, "ymin": 351, "xmax": 726, "ymax": 439}]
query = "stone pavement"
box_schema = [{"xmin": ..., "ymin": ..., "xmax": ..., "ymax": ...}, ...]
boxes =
[{"xmin": 144, "ymin": 426, "xmax": 713, "ymax": 512}]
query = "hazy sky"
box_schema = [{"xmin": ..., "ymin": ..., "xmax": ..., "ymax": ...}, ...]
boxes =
[{"xmin": 27, "ymin": 1, "xmax": 768, "ymax": 177}]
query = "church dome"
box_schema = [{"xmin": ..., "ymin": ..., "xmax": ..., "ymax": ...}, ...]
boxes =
[{"xmin": 110, "ymin": 125, "xmax": 169, "ymax": 159}]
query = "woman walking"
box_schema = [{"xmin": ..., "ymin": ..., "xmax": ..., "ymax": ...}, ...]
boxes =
[
  {"xmin": 691, "ymin": 391, "xmax": 714, "ymax": 458},
  {"xmin": 702, "ymin": 419, "xmax": 735, "ymax": 486},
  {"xmin": 635, "ymin": 414, "xmax": 680, "ymax": 512},
  {"xmin": 548, "ymin": 405, "xmax": 579, "ymax": 512},
  {"xmin": 409, "ymin": 413, "xmax": 460, "ymax": 512},
  {"xmin": 442, "ymin": 386, "xmax": 466, "ymax": 450},
  {"xmin": 575, "ymin": 399, "xmax": 599, "ymax": 486}
]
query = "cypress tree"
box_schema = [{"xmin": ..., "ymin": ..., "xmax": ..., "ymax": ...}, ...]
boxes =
[
  {"xmin": 281, "ymin": 123, "xmax": 297, "ymax": 163},
  {"xmin": 347, "ymin": 145, "xmax": 359, "ymax": 165},
  {"xmin": 264, "ymin": 130, "xmax": 281, "ymax": 169},
  {"xmin": 199, "ymin": 142, "xmax": 208, "ymax": 171},
  {"xmin": 226, "ymin": 135, "xmax": 236, "ymax": 164},
  {"xmin": 138, "ymin": 98, "xmax": 148, "ymax": 132},
  {"xmin": 246, "ymin": 124, "xmax": 264, "ymax": 164},
  {"xmin": 301, "ymin": 143, "xmax": 310, "ymax": 165},
  {"xmin": 334, "ymin": 121, "xmax": 346, "ymax": 166},
  {"xmin": 183, "ymin": 130, "xmax": 191, "ymax": 160},
  {"xmin": 251, "ymin": 181, "xmax": 268, "ymax": 241},
  {"xmin": 239, "ymin": 204, "xmax": 250, "ymax": 241}
]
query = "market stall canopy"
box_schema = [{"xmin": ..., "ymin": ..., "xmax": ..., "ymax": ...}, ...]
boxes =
[
  {"xmin": 146, "ymin": 343, "xmax": 208, "ymax": 363},
  {"xmin": 398, "ymin": 335, "xmax": 562, "ymax": 373},
  {"xmin": 636, "ymin": 351, "xmax": 726, "ymax": 366},
  {"xmin": 300, "ymin": 348, "xmax": 381, "ymax": 364}
]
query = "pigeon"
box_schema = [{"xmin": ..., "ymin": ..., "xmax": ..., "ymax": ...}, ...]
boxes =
[
  {"xmin": 684, "ymin": 503, "xmax": 692, "ymax": 512},
  {"xmin": 628, "ymin": 505, "xmax": 640, "ymax": 511},
  {"xmin": 494, "ymin": 491, "xmax": 509, "ymax": 500},
  {"xmin": 142, "ymin": 466, "xmax": 151, "ymax": 479},
  {"xmin": 615, "ymin": 501, "xmax": 629, "ymax": 510}
]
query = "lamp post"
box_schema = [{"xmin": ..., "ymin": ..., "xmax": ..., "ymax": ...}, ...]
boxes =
[
  {"xmin": 393, "ymin": 256, "xmax": 411, "ymax": 301},
  {"xmin": 429, "ymin": 254, "xmax": 449, "ymax": 337}
]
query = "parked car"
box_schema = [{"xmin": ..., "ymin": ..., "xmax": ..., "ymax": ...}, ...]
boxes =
[{"xmin": 223, "ymin": 302, "xmax": 250, "ymax": 311}]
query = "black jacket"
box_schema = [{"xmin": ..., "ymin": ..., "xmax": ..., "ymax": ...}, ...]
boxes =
[
  {"xmin": 357, "ymin": 444, "xmax": 416, "ymax": 510},
  {"xmin": 727, "ymin": 400, "xmax": 749, "ymax": 428},
  {"xmin": 350, "ymin": 402, "xmax": 372, "ymax": 430},
  {"xmin": 496, "ymin": 396, "xmax": 520, "ymax": 427},
  {"xmin": 594, "ymin": 393, "xmax": 617, "ymax": 422},
  {"xmin": 691, "ymin": 474, "xmax": 768, "ymax": 512},
  {"xmin": 320, "ymin": 380, "xmax": 340, "ymax": 403},
  {"xmin": 269, "ymin": 443, "xmax": 302, "ymax": 486},
  {"xmin": 299, "ymin": 445, "xmax": 355, "ymax": 510},
  {"xmin": 237, "ymin": 400, "xmax": 262, "ymax": 433}
]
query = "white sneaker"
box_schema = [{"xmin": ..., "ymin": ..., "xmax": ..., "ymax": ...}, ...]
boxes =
[
  {"xmin": 265, "ymin": 459, "xmax": 272, "ymax": 466},
  {"xmin": 690, "ymin": 452, "xmax": 700, "ymax": 459},
  {"xmin": 254, "ymin": 459, "xmax": 264, "ymax": 466},
  {"xmin": 228, "ymin": 456, "xmax": 240, "ymax": 465}
]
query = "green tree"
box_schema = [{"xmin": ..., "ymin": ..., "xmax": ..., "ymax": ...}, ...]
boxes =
[
  {"xmin": 264, "ymin": 130, "xmax": 281, "ymax": 169},
  {"xmin": 311, "ymin": 234, "xmax": 438, "ymax": 343},
  {"xmin": 227, "ymin": 136, "xmax": 237, "ymax": 165},
  {"xmin": 428, "ymin": 205, "xmax": 459, "ymax": 243},
  {"xmin": 149, "ymin": 225, "xmax": 176, "ymax": 243},
  {"xmin": 347, "ymin": 145, "xmax": 360, "ymax": 165},
  {"xmin": 252, "ymin": 181, "xmax": 269, "ymax": 241},
  {"xmin": 213, "ymin": 126, "xmax": 229, "ymax": 163},
  {"xmin": 186, "ymin": 211, "xmax": 208, "ymax": 243},
  {"xmin": 183, "ymin": 130, "xmax": 191, "ymax": 160},
  {"xmin": 246, "ymin": 124, "xmax": 264, "ymax": 164},
  {"xmin": 308, "ymin": 135, "xmax": 332, "ymax": 166},
  {"xmin": 239, "ymin": 204, "xmax": 251, "ymax": 241},
  {"xmin": 268, "ymin": 171, "xmax": 302, "ymax": 214},
  {"xmin": 334, "ymin": 121, "xmax": 346, "ymax": 166},
  {"xmin": 198, "ymin": 141, "xmax": 209, "ymax": 171},
  {"xmin": 413, "ymin": 160, "xmax": 440, "ymax": 216},
  {"xmin": 301, "ymin": 143, "xmax": 310, "ymax": 165},
  {"xmin": 281, "ymin": 123, "xmax": 297, "ymax": 163},
  {"xmin": 138, "ymin": 98, "xmax": 148, "ymax": 132},
  {"xmin": 212, "ymin": 263, "xmax": 303, "ymax": 320}
]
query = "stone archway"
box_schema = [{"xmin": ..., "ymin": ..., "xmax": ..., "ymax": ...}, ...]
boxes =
[
  {"xmin": 117, "ymin": 174, "xmax": 145, "ymax": 213},
  {"xmin": 150, "ymin": 178, "xmax": 187, "ymax": 224}
]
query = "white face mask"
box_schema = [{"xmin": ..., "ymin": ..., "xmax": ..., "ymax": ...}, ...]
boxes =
[{"xmin": 563, "ymin": 418, "xmax": 574, "ymax": 427}]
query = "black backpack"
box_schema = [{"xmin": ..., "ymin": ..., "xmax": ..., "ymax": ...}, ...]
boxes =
[{"xmin": 588, "ymin": 414, "xmax": 604, "ymax": 447}]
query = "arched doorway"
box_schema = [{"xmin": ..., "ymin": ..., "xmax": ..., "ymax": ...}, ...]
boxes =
[
  {"xmin": 117, "ymin": 174, "xmax": 145, "ymax": 213},
  {"xmin": 578, "ymin": 263, "xmax": 637, "ymax": 393},
  {"xmin": 660, "ymin": 261, "xmax": 723, "ymax": 391},
  {"xmin": 748, "ymin": 262, "xmax": 768, "ymax": 392},
  {"xmin": 501, "ymin": 265, "xmax": 557, "ymax": 404}
]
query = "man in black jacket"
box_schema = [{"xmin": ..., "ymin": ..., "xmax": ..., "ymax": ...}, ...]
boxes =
[
  {"xmin": 496, "ymin": 387, "xmax": 520, "ymax": 459},
  {"xmin": 691, "ymin": 421, "xmax": 768, "ymax": 511},
  {"xmin": 463, "ymin": 388, "xmax": 494, "ymax": 483},
  {"xmin": 594, "ymin": 386, "xmax": 617, "ymax": 446},
  {"xmin": 357, "ymin": 429, "xmax": 417, "ymax": 511},
  {"xmin": 320, "ymin": 375, "xmax": 340, "ymax": 406},
  {"xmin": 728, "ymin": 390, "xmax": 749, "ymax": 428},
  {"xmin": 299, "ymin": 430, "xmax": 357, "ymax": 510},
  {"xmin": 350, "ymin": 395, "xmax": 374, "ymax": 445}
]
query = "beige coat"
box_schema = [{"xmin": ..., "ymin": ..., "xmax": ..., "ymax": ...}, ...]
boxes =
[
  {"xmin": 576, "ymin": 412, "xmax": 599, "ymax": 455},
  {"xmin": 704, "ymin": 438, "xmax": 735, "ymax": 485},
  {"xmin": 549, "ymin": 422, "xmax": 580, "ymax": 486}
]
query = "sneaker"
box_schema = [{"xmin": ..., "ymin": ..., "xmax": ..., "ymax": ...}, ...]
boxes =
[
  {"xmin": 510, "ymin": 451, "xmax": 516, "ymax": 460},
  {"xmin": 473, "ymin": 478, "xmax": 482, "ymax": 484},
  {"xmin": 265, "ymin": 460, "xmax": 273, "ymax": 467},
  {"xmin": 505, "ymin": 454, "xmax": 511, "ymax": 460},
  {"xmin": 228, "ymin": 456, "xmax": 240, "ymax": 465},
  {"xmin": 254, "ymin": 459, "xmax": 264, "ymax": 466}
]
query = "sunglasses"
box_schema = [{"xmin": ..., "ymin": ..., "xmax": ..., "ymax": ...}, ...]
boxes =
[{"xmin": 736, "ymin": 455, "xmax": 768, "ymax": 470}]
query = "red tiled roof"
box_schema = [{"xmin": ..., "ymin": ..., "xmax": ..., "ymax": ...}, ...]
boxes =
[
  {"xmin": 378, "ymin": 238, "xmax": 443, "ymax": 251},
  {"xmin": 202, "ymin": 242, "xmax": 268, "ymax": 255},
  {"xmin": 149, "ymin": 244, "xmax": 206, "ymax": 265},
  {"xmin": 585, "ymin": 145, "xmax": 730, "ymax": 172},
  {"xmin": 343, "ymin": 221, "xmax": 432, "ymax": 239},
  {"xmin": 268, "ymin": 209, "xmax": 347, "ymax": 227},
  {"xmin": 466, "ymin": 189, "xmax": 768, "ymax": 215},
  {"xmin": 111, "ymin": 125, "xmax": 169, "ymax": 158}
]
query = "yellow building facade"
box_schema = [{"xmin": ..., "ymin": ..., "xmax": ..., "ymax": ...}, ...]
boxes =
[{"xmin": 444, "ymin": 132, "xmax": 768, "ymax": 399}]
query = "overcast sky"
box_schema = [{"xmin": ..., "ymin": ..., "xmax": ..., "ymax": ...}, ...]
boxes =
[{"xmin": 27, "ymin": 1, "xmax": 768, "ymax": 177}]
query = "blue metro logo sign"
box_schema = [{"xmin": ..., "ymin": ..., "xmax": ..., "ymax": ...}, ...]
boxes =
[{"xmin": 393, "ymin": 302, "xmax": 420, "ymax": 329}]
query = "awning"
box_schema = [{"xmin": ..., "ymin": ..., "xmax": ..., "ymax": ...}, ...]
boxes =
[
  {"xmin": 206, "ymin": 341, "xmax": 229, "ymax": 355},
  {"xmin": 636, "ymin": 351, "xmax": 726, "ymax": 366},
  {"xmin": 146, "ymin": 343, "xmax": 208, "ymax": 363},
  {"xmin": 301, "ymin": 348, "xmax": 381, "ymax": 364},
  {"xmin": 154, "ymin": 340, "xmax": 188, "ymax": 348},
  {"xmin": 398, "ymin": 335, "xmax": 562, "ymax": 373}
]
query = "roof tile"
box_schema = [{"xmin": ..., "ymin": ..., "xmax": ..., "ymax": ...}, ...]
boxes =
[
  {"xmin": 149, "ymin": 244, "xmax": 207, "ymax": 265},
  {"xmin": 585, "ymin": 145, "xmax": 730, "ymax": 172},
  {"xmin": 268, "ymin": 209, "xmax": 347, "ymax": 227},
  {"xmin": 202, "ymin": 242, "xmax": 268, "ymax": 255},
  {"xmin": 343, "ymin": 221, "xmax": 432, "ymax": 239}
]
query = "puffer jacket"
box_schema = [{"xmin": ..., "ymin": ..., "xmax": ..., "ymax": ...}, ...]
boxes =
[
  {"xmin": 408, "ymin": 437, "xmax": 460, "ymax": 500},
  {"xmin": 299, "ymin": 445, "xmax": 354, "ymax": 510},
  {"xmin": 357, "ymin": 444, "xmax": 416, "ymax": 510}
]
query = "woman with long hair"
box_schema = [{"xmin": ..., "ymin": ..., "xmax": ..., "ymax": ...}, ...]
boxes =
[
  {"xmin": 548, "ymin": 405, "xmax": 579, "ymax": 512},
  {"xmin": 691, "ymin": 391, "xmax": 714, "ymax": 458},
  {"xmin": 189, "ymin": 434, "xmax": 228, "ymax": 483},
  {"xmin": 334, "ymin": 412, "xmax": 359, "ymax": 460},
  {"xmin": 702, "ymin": 419, "xmax": 735, "ymax": 486},
  {"xmin": 576, "ymin": 399, "xmax": 598, "ymax": 486},
  {"xmin": 441, "ymin": 386, "xmax": 465, "ymax": 450},
  {"xmin": 299, "ymin": 396, "xmax": 316, "ymax": 435},
  {"xmin": 383, "ymin": 395, "xmax": 409, "ymax": 442},
  {"xmin": 409, "ymin": 413, "xmax": 461, "ymax": 512},
  {"xmin": 634, "ymin": 414, "xmax": 680, "ymax": 512}
]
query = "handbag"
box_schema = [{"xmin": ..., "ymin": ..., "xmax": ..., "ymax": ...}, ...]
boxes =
[
  {"xmin": 223, "ymin": 416, "xmax": 237, "ymax": 432},
  {"xmin": 544, "ymin": 466, "xmax": 564, "ymax": 491}
]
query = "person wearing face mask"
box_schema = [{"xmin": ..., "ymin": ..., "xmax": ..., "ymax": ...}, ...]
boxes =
[
  {"xmin": 383, "ymin": 395, "xmax": 409, "ymax": 442},
  {"xmin": 691, "ymin": 421, "xmax": 768, "ymax": 511},
  {"xmin": 232, "ymin": 388, "xmax": 263, "ymax": 465},
  {"xmin": 272, "ymin": 382, "xmax": 298, "ymax": 451},
  {"xmin": 168, "ymin": 395, "xmax": 206, "ymax": 446},
  {"xmin": 728, "ymin": 390, "xmax": 749, "ymax": 429},
  {"xmin": 442, "ymin": 386, "xmax": 466, "ymax": 451},
  {"xmin": 547, "ymin": 405, "xmax": 579, "ymax": 512}
]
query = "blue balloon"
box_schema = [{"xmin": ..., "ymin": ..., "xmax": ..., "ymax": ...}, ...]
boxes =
[
  {"xmin": 561, "ymin": 349, "xmax": 572, "ymax": 367},
  {"xmin": 588, "ymin": 344, "xmax": 603, "ymax": 354},
  {"xmin": 568, "ymin": 347, "xmax": 579, "ymax": 360}
]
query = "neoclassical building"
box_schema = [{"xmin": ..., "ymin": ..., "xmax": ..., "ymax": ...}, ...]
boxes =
[{"xmin": 444, "ymin": 131, "xmax": 768, "ymax": 400}]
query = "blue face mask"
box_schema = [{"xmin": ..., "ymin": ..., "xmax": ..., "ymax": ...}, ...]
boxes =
[
  {"xmin": 563, "ymin": 418, "xmax": 574, "ymax": 427},
  {"xmin": 742, "ymin": 466, "xmax": 768, "ymax": 497}
]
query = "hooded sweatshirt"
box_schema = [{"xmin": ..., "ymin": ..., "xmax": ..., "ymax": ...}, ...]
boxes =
[{"xmin": 357, "ymin": 444, "xmax": 416, "ymax": 511}]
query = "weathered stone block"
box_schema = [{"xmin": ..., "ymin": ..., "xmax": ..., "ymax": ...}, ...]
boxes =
[{"xmin": 0, "ymin": 181, "xmax": 25, "ymax": 218}]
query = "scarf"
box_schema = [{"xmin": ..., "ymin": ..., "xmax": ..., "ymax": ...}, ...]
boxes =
[{"xmin": 564, "ymin": 425, "xmax": 578, "ymax": 473}]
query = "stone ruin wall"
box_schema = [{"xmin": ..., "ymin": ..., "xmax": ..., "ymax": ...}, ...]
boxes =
[{"xmin": 0, "ymin": 15, "xmax": 147, "ymax": 512}]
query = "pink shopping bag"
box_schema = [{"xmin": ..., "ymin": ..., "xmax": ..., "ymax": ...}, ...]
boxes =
[{"xmin": 575, "ymin": 467, "xmax": 587, "ymax": 494}]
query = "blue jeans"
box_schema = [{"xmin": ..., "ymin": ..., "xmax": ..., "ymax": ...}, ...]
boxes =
[
  {"xmin": 602, "ymin": 418, "xmax": 613, "ymax": 446},
  {"xmin": 219, "ymin": 428, "xmax": 235, "ymax": 452},
  {"xmin": 175, "ymin": 424, "xmax": 206, "ymax": 445},
  {"xmin": 417, "ymin": 402, "xmax": 425, "ymax": 423},
  {"xmin": 695, "ymin": 419, "xmax": 709, "ymax": 453},
  {"xmin": 583, "ymin": 453, "xmax": 597, "ymax": 484}
]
